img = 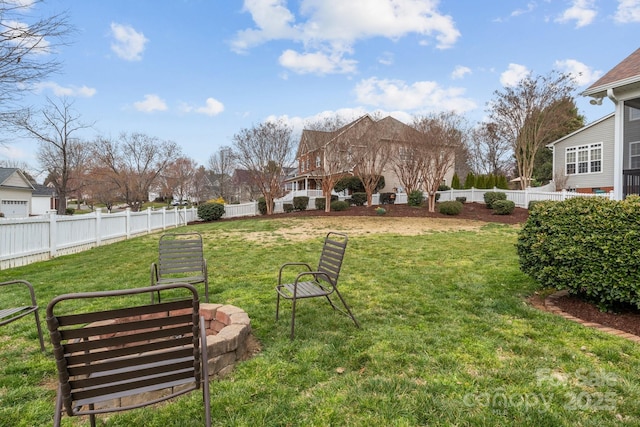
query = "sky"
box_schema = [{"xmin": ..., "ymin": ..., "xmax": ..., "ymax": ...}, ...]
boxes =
[{"xmin": 1, "ymin": 0, "xmax": 640, "ymax": 175}]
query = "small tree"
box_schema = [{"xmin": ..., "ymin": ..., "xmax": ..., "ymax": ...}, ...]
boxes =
[{"xmin": 232, "ymin": 120, "xmax": 295, "ymax": 215}]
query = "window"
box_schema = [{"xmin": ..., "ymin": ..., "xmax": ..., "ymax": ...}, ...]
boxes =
[
  {"xmin": 630, "ymin": 142, "xmax": 640, "ymax": 169},
  {"xmin": 566, "ymin": 143, "xmax": 602, "ymax": 175},
  {"xmin": 630, "ymin": 107, "xmax": 640, "ymax": 121},
  {"xmin": 315, "ymin": 155, "xmax": 321, "ymax": 168}
]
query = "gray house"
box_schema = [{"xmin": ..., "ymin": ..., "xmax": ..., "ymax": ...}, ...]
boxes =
[
  {"xmin": 582, "ymin": 47, "xmax": 640, "ymax": 200},
  {"xmin": 548, "ymin": 113, "xmax": 614, "ymax": 193}
]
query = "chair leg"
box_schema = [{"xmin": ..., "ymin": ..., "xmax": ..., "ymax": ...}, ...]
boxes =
[
  {"xmin": 33, "ymin": 309, "xmax": 45, "ymax": 352},
  {"xmin": 275, "ymin": 291, "xmax": 281, "ymax": 321},
  {"xmin": 290, "ymin": 297, "xmax": 297, "ymax": 340},
  {"xmin": 334, "ymin": 289, "xmax": 360, "ymax": 328},
  {"xmin": 200, "ymin": 317, "xmax": 212, "ymax": 427},
  {"xmin": 53, "ymin": 386, "xmax": 62, "ymax": 427}
]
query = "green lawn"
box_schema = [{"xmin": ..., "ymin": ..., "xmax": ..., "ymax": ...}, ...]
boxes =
[{"xmin": 1, "ymin": 217, "xmax": 639, "ymax": 426}]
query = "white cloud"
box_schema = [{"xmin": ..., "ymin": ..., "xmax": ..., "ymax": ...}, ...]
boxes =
[
  {"xmin": 110, "ymin": 23, "xmax": 148, "ymax": 61},
  {"xmin": 378, "ymin": 52, "xmax": 394, "ymax": 66},
  {"xmin": 5, "ymin": 20, "xmax": 51, "ymax": 54},
  {"xmin": 33, "ymin": 81, "xmax": 96, "ymax": 97},
  {"xmin": 615, "ymin": 0, "xmax": 640, "ymax": 23},
  {"xmin": 232, "ymin": 0, "xmax": 461, "ymax": 74},
  {"xmin": 133, "ymin": 94, "xmax": 167, "ymax": 112},
  {"xmin": 0, "ymin": 144, "xmax": 27, "ymax": 161},
  {"xmin": 354, "ymin": 77, "xmax": 477, "ymax": 113},
  {"xmin": 555, "ymin": 0, "xmax": 597, "ymax": 28},
  {"xmin": 500, "ymin": 63, "xmax": 530, "ymax": 87},
  {"xmin": 278, "ymin": 49, "xmax": 357, "ymax": 74},
  {"xmin": 554, "ymin": 59, "xmax": 602, "ymax": 86},
  {"xmin": 511, "ymin": 2, "xmax": 536, "ymax": 17},
  {"xmin": 195, "ymin": 98, "xmax": 225, "ymax": 116},
  {"xmin": 451, "ymin": 65, "xmax": 471, "ymax": 80}
]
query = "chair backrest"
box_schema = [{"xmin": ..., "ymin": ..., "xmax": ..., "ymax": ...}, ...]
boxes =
[
  {"xmin": 46, "ymin": 283, "xmax": 210, "ymax": 424},
  {"xmin": 0, "ymin": 279, "xmax": 45, "ymax": 351},
  {"xmin": 316, "ymin": 232, "xmax": 348, "ymax": 287},
  {"xmin": 157, "ymin": 232, "xmax": 205, "ymax": 277}
]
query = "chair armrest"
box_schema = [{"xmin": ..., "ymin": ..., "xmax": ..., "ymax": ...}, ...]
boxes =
[
  {"xmin": 0, "ymin": 280, "xmax": 38, "ymax": 306},
  {"xmin": 294, "ymin": 271, "xmax": 332, "ymax": 285},
  {"xmin": 278, "ymin": 262, "xmax": 312, "ymax": 285}
]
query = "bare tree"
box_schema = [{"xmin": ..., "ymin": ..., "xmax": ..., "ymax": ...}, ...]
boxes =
[
  {"xmin": 191, "ymin": 165, "xmax": 210, "ymax": 203},
  {"xmin": 409, "ymin": 112, "xmax": 465, "ymax": 212},
  {"xmin": 390, "ymin": 137, "xmax": 423, "ymax": 195},
  {"xmin": 0, "ymin": 1, "xmax": 72, "ymax": 125},
  {"xmin": 232, "ymin": 120, "xmax": 295, "ymax": 215},
  {"xmin": 13, "ymin": 97, "xmax": 92, "ymax": 213},
  {"xmin": 159, "ymin": 157, "xmax": 197, "ymax": 203},
  {"xmin": 302, "ymin": 115, "xmax": 352, "ymax": 212},
  {"xmin": 91, "ymin": 133, "xmax": 181, "ymax": 211},
  {"xmin": 488, "ymin": 71, "xmax": 577, "ymax": 189},
  {"xmin": 207, "ymin": 146, "xmax": 235, "ymax": 201},
  {"xmin": 468, "ymin": 122, "xmax": 512, "ymax": 176},
  {"xmin": 350, "ymin": 116, "xmax": 397, "ymax": 206}
]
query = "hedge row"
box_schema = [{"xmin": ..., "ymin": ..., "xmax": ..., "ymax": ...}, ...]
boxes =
[{"xmin": 517, "ymin": 196, "xmax": 640, "ymax": 309}]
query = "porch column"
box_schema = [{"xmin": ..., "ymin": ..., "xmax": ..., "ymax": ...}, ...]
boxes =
[{"xmin": 610, "ymin": 89, "xmax": 624, "ymax": 200}]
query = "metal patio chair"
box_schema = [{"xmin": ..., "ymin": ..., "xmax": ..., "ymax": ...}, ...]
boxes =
[
  {"xmin": 151, "ymin": 232, "xmax": 209, "ymax": 303},
  {"xmin": 275, "ymin": 232, "xmax": 360, "ymax": 339},
  {"xmin": 46, "ymin": 283, "xmax": 211, "ymax": 427},
  {"xmin": 0, "ymin": 279, "xmax": 45, "ymax": 352}
]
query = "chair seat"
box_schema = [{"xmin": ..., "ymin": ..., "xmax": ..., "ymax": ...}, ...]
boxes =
[
  {"xmin": 0, "ymin": 306, "xmax": 35, "ymax": 322},
  {"xmin": 276, "ymin": 281, "xmax": 331, "ymax": 299},
  {"xmin": 156, "ymin": 275, "xmax": 206, "ymax": 285}
]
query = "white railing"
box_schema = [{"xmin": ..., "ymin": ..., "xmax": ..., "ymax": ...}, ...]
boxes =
[
  {"xmin": 0, "ymin": 207, "xmax": 197, "ymax": 269},
  {"xmin": 435, "ymin": 187, "xmax": 613, "ymax": 207}
]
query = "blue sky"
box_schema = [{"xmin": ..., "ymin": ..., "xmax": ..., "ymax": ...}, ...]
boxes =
[{"xmin": 2, "ymin": 0, "xmax": 640, "ymax": 172}]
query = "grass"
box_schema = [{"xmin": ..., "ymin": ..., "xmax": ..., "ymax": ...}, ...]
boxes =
[{"xmin": 1, "ymin": 218, "xmax": 639, "ymax": 426}]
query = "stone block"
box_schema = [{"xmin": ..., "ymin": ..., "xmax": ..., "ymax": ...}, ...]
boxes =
[
  {"xmin": 199, "ymin": 303, "xmax": 222, "ymax": 320},
  {"xmin": 208, "ymin": 352, "xmax": 236, "ymax": 375}
]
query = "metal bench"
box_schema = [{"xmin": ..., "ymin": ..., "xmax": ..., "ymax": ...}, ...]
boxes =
[{"xmin": 0, "ymin": 280, "xmax": 45, "ymax": 352}]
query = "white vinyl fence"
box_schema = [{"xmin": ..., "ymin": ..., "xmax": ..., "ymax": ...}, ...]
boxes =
[
  {"xmin": 0, "ymin": 207, "xmax": 198, "ymax": 269},
  {"xmin": 1, "ymin": 188, "xmax": 613, "ymax": 270}
]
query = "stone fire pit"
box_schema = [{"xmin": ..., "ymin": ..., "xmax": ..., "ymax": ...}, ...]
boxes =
[{"xmin": 199, "ymin": 303, "xmax": 252, "ymax": 377}]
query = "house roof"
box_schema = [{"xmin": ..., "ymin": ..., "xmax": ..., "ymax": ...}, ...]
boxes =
[
  {"xmin": 32, "ymin": 183, "xmax": 56, "ymax": 197},
  {"xmin": 582, "ymin": 47, "xmax": 640, "ymax": 98},
  {"xmin": 0, "ymin": 167, "xmax": 35, "ymax": 190},
  {"xmin": 545, "ymin": 113, "xmax": 614, "ymax": 147}
]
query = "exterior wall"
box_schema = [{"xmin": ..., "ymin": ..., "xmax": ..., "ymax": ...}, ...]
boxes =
[
  {"xmin": 0, "ymin": 187, "xmax": 32, "ymax": 218},
  {"xmin": 552, "ymin": 115, "xmax": 614, "ymax": 192},
  {"xmin": 623, "ymin": 104, "xmax": 640, "ymax": 168},
  {"xmin": 32, "ymin": 196, "xmax": 53, "ymax": 215}
]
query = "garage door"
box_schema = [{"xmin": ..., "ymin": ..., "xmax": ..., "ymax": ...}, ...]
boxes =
[{"xmin": 1, "ymin": 200, "xmax": 29, "ymax": 218}]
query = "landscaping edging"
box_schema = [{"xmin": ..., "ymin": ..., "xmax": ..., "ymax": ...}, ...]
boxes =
[{"xmin": 544, "ymin": 290, "xmax": 640, "ymax": 344}]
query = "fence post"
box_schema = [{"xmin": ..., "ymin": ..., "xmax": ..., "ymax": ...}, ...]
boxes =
[
  {"xmin": 96, "ymin": 208, "xmax": 102, "ymax": 246},
  {"xmin": 49, "ymin": 211, "xmax": 57, "ymax": 258},
  {"xmin": 471, "ymin": 187, "xmax": 475, "ymax": 203},
  {"xmin": 147, "ymin": 207, "xmax": 152, "ymax": 233},
  {"xmin": 162, "ymin": 207, "xmax": 167, "ymax": 230},
  {"xmin": 524, "ymin": 187, "xmax": 529, "ymax": 209},
  {"xmin": 125, "ymin": 208, "xmax": 131, "ymax": 239}
]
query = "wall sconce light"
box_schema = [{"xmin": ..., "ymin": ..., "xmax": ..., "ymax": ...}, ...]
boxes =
[{"xmin": 589, "ymin": 97, "xmax": 603, "ymax": 106}]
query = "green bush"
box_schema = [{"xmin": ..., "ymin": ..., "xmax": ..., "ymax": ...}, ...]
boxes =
[
  {"xmin": 517, "ymin": 197, "xmax": 640, "ymax": 310},
  {"xmin": 483, "ymin": 191, "xmax": 506, "ymax": 209},
  {"xmin": 315, "ymin": 197, "xmax": 325, "ymax": 211},
  {"xmin": 438, "ymin": 201, "xmax": 463, "ymax": 215},
  {"xmin": 408, "ymin": 190, "xmax": 424, "ymax": 207},
  {"xmin": 283, "ymin": 203, "xmax": 294, "ymax": 213},
  {"xmin": 65, "ymin": 208, "xmax": 75, "ymax": 215},
  {"xmin": 350, "ymin": 192, "xmax": 367, "ymax": 206},
  {"xmin": 331, "ymin": 200, "xmax": 350, "ymax": 211},
  {"xmin": 257, "ymin": 197, "xmax": 273, "ymax": 215},
  {"xmin": 197, "ymin": 202, "xmax": 225, "ymax": 221},
  {"xmin": 492, "ymin": 199, "xmax": 515, "ymax": 215},
  {"xmin": 293, "ymin": 196, "xmax": 309, "ymax": 211},
  {"xmin": 527, "ymin": 200, "xmax": 548, "ymax": 211},
  {"xmin": 456, "ymin": 197, "xmax": 467, "ymax": 203}
]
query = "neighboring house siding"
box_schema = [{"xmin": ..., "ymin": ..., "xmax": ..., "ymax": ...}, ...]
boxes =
[
  {"xmin": 623, "ymin": 106, "xmax": 640, "ymax": 169},
  {"xmin": 552, "ymin": 115, "xmax": 614, "ymax": 191}
]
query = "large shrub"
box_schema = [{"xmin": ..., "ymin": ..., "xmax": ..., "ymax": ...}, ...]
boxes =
[
  {"xmin": 408, "ymin": 190, "xmax": 424, "ymax": 207},
  {"xmin": 283, "ymin": 203, "xmax": 294, "ymax": 213},
  {"xmin": 517, "ymin": 197, "xmax": 640, "ymax": 309},
  {"xmin": 492, "ymin": 199, "xmax": 515, "ymax": 215},
  {"xmin": 293, "ymin": 196, "xmax": 309, "ymax": 211},
  {"xmin": 315, "ymin": 195, "xmax": 338, "ymax": 210},
  {"xmin": 198, "ymin": 202, "xmax": 225, "ymax": 221},
  {"xmin": 483, "ymin": 191, "xmax": 506, "ymax": 209},
  {"xmin": 438, "ymin": 201, "xmax": 463, "ymax": 215},
  {"xmin": 379, "ymin": 192, "xmax": 396, "ymax": 204},
  {"xmin": 257, "ymin": 197, "xmax": 273, "ymax": 215},
  {"xmin": 331, "ymin": 200, "xmax": 350, "ymax": 211},
  {"xmin": 350, "ymin": 192, "xmax": 367, "ymax": 206}
]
